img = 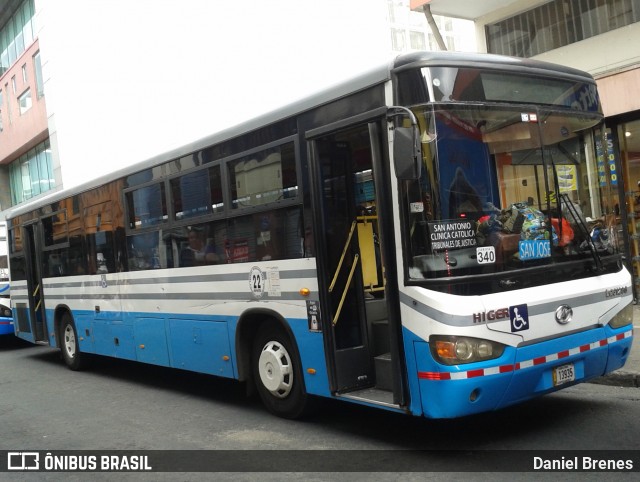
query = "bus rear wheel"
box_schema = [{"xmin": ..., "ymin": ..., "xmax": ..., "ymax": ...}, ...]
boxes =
[
  {"xmin": 252, "ymin": 322, "xmax": 312, "ymax": 419},
  {"xmin": 60, "ymin": 313, "xmax": 84, "ymax": 371}
]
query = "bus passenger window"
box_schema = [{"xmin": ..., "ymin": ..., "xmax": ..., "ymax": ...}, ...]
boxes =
[
  {"xmin": 127, "ymin": 231, "xmax": 168, "ymax": 270},
  {"xmin": 125, "ymin": 183, "xmax": 167, "ymax": 229},
  {"xmin": 179, "ymin": 228, "xmax": 221, "ymax": 267}
]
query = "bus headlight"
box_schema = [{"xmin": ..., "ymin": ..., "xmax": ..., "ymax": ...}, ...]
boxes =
[
  {"xmin": 608, "ymin": 302, "xmax": 633, "ymax": 329},
  {"xmin": 0, "ymin": 306, "xmax": 11, "ymax": 318},
  {"xmin": 430, "ymin": 335, "xmax": 505, "ymax": 366}
]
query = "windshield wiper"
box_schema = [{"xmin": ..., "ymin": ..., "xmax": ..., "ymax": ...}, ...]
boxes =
[
  {"xmin": 559, "ymin": 193, "xmax": 603, "ymax": 271},
  {"xmin": 548, "ymin": 147, "xmax": 603, "ymax": 271}
]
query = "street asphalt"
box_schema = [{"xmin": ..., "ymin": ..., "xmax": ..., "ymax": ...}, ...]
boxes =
[{"xmin": 591, "ymin": 303, "xmax": 640, "ymax": 388}]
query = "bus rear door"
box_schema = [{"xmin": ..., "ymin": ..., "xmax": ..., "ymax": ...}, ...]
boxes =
[{"xmin": 22, "ymin": 222, "xmax": 48, "ymax": 344}]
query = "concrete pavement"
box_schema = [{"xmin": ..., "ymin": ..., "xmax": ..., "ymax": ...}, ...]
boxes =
[{"xmin": 590, "ymin": 304, "xmax": 640, "ymax": 388}]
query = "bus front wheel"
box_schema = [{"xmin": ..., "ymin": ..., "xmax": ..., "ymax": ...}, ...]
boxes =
[
  {"xmin": 60, "ymin": 313, "xmax": 84, "ymax": 371},
  {"xmin": 252, "ymin": 322, "xmax": 311, "ymax": 419}
]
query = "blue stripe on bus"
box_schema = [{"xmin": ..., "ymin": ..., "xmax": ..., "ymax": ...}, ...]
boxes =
[{"xmin": 42, "ymin": 308, "xmax": 331, "ymax": 398}]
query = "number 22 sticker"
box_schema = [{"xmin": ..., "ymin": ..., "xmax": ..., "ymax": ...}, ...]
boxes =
[{"xmin": 250, "ymin": 266, "xmax": 265, "ymax": 298}]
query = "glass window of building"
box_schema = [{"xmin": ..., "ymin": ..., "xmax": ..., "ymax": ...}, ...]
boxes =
[
  {"xmin": 410, "ymin": 30, "xmax": 426, "ymax": 50},
  {"xmin": 33, "ymin": 51, "xmax": 43, "ymax": 97},
  {"xmin": 4, "ymin": 82, "xmax": 10, "ymax": 124},
  {"xmin": 0, "ymin": 1, "xmax": 36, "ymax": 75},
  {"xmin": 621, "ymin": 120, "xmax": 640, "ymax": 289},
  {"xmin": 486, "ymin": 0, "xmax": 640, "ymax": 57},
  {"xmin": 391, "ymin": 28, "xmax": 406, "ymax": 51},
  {"xmin": 20, "ymin": 0, "xmax": 34, "ymax": 47},
  {"xmin": 18, "ymin": 88, "xmax": 31, "ymax": 114},
  {"xmin": 9, "ymin": 138, "xmax": 56, "ymax": 205}
]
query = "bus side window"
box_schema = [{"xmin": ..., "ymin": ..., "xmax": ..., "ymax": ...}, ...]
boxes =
[{"xmin": 127, "ymin": 231, "xmax": 166, "ymax": 270}]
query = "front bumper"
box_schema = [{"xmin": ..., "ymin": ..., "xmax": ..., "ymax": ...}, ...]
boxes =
[{"xmin": 414, "ymin": 323, "xmax": 634, "ymax": 418}]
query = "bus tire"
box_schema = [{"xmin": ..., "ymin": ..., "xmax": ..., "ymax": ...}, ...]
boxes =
[
  {"xmin": 60, "ymin": 313, "xmax": 84, "ymax": 371},
  {"xmin": 252, "ymin": 322, "xmax": 312, "ymax": 419}
]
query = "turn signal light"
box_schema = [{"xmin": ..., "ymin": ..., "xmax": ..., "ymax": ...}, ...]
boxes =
[{"xmin": 435, "ymin": 340, "xmax": 456, "ymax": 360}]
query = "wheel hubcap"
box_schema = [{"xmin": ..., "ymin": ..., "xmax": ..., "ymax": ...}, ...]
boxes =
[
  {"xmin": 64, "ymin": 325, "xmax": 76, "ymax": 358},
  {"xmin": 258, "ymin": 341, "xmax": 293, "ymax": 398}
]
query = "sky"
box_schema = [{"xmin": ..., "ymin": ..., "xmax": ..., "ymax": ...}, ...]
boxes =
[{"xmin": 37, "ymin": 0, "xmax": 393, "ymax": 187}]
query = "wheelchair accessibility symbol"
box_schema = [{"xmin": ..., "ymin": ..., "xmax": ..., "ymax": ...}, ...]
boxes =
[{"xmin": 509, "ymin": 304, "xmax": 529, "ymax": 332}]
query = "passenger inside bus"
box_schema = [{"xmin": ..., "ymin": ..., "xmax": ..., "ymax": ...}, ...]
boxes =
[{"xmin": 180, "ymin": 228, "xmax": 220, "ymax": 267}]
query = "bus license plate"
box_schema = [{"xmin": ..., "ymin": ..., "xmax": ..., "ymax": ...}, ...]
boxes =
[{"xmin": 552, "ymin": 363, "xmax": 575, "ymax": 386}]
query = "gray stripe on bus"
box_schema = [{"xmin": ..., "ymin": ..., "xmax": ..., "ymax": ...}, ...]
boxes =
[
  {"xmin": 30, "ymin": 292, "xmax": 315, "ymax": 302},
  {"xmin": 40, "ymin": 268, "xmax": 318, "ymax": 289},
  {"xmin": 399, "ymin": 290, "xmax": 616, "ymax": 327}
]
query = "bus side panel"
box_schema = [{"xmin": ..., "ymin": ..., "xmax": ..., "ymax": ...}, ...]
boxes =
[
  {"xmin": 400, "ymin": 327, "xmax": 425, "ymax": 417},
  {"xmin": 168, "ymin": 318, "xmax": 234, "ymax": 377},
  {"xmin": 134, "ymin": 317, "xmax": 171, "ymax": 367},
  {"xmin": 45, "ymin": 309, "xmax": 55, "ymax": 346},
  {"xmin": 14, "ymin": 301, "xmax": 34, "ymax": 343},
  {"xmin": 92, "ymin": 320, "xmax": 136, "ymax": 360},
  {"xmin": 287, "ymin": 317, "xmax": 331, "ymax": 397},
  {"xmin": 74, "ymin": 312, "xmax": 96, "ymax": 354}
]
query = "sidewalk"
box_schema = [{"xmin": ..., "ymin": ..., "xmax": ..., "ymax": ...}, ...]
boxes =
[{"xmin": 589, "ymin": 304, "xmax": 640, "ymax": 388}]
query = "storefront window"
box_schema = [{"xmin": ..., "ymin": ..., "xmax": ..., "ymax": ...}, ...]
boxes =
[{"xmin": 620, "ymin": 119, "xmax": 640, "ymax": 292}]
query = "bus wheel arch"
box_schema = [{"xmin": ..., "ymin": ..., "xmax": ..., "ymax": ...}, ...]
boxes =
[
  {"xmin": 55, "ymin": 308, "xmax": 85, "ymax": 371},
  {"xmin": 236, "ymin": 310, "xmax": 312, "ymax": 418}
]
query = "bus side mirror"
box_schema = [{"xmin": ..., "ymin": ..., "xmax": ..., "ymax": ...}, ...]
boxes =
[{"xmin": 393, "ymin": 126, "xmax": 421, "ymax": 180}]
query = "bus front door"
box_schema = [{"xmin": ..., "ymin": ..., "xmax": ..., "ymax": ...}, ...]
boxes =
[
  {"xmin": 309, "ymin": 122, "xmax": 384, "ymax": 394},
  {"xmin": 23, "ymin": 223, "xmax": 48, "ymax": 344}
]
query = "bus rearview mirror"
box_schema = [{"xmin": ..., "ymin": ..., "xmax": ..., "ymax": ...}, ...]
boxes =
[{"xmin": 393, "ymin": 126, "xmax": 421, "ymax": 180}]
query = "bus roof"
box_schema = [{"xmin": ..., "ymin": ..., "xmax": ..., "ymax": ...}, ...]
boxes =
[
  {"xmin": 3, "ymin": 51, "xmax": 596, "ymax": 220},
  {"xmin": 391, "ymin": 50, "xmax": 597, "ymax": 83}
]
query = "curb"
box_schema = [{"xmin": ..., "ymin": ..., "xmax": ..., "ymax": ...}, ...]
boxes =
[{"xmin": 588, "ymin": 372, "xmax": 640, "ymax": 388}]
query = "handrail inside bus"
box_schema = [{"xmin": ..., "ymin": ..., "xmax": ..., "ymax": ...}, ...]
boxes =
[
  {"xmin": 328, "ymin": 220, "xmax": 357, "ymax": 293},
  {"xmin": 332, "ymin": 254, "xmax": 359, "ymax": 327}
]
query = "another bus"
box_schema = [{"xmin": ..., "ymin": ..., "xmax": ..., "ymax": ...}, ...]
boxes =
[
  {"xmin": 5, "ymin": 51, "xmax": 634, "ymax": 419},
  {"xmin": 0, "ymin": 221, "xmax": 13, "ymax": 335}
]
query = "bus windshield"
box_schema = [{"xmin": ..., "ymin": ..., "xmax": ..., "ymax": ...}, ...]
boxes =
[{"xmin": 404, "ymin": 104, "xmax": 622, "ymax": 289}]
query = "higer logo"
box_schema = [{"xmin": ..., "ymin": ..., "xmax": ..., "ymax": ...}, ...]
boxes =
[{"xmin": 472, "ymin": 308, "xmax": 509, "ymax": 324}]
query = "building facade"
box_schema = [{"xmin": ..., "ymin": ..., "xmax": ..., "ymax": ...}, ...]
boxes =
[
  {"xmin": 388, "ymin": 0, "xmax": 475, "ymax": 54},
  {"xmin": 0, "ymin": 0, "xmax": 57, "ymax": 213}
]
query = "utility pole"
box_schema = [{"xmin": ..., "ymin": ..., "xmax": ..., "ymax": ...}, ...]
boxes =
[{"xmin": 422, "ymin": 4, "xmax": 447, "ymax": 51}]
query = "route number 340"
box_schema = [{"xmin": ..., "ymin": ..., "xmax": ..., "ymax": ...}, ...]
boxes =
[{"xmin": 476, "ymin": 246, "xmax": 496, "ymax": 264}]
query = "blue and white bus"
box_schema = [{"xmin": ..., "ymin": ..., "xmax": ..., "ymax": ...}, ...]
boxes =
[
  {"xmin": 6, "ymin": 52, "xmax": 634, "ymax": 418},
  {"xmin": 0, "ymin": 221, "xmax": 13, "ymax": 335}
]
